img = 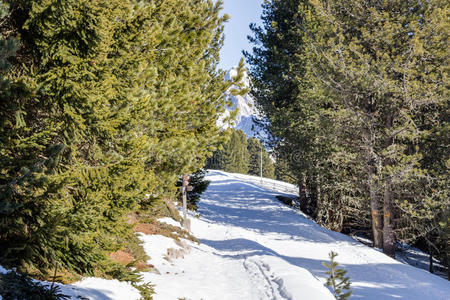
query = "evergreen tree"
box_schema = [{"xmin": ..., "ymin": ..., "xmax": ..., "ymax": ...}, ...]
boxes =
[
  {"xmin": 207, "ymin": 129, "xmax": 250, "ymax": 174},
  {"xmin": 219, "ymin": 129, "xmax": 250, "ymax": 174},
  {"xmin": 176, "ymin": 169, "xmax": 210, "ymax": 211},
  {"xmin": 247, "ymin": 137, "xmax": 275, "ymax": 179},
  {"xmin": 307, "ymin": 0, "xmax": 449, "ymax": 258},
  {"xmin": 247, "ymin": 0, "xmax": 449, "ymax": 268},
  {"xmin": 0, "ymin": 0, "xmax": 236, "ymax": 280},
  {"xmin": 322, "ymin": 252, "xmax": 353, "ymax": 300},
  {"xmin": 245, "ymin": 0, "xmax": 318, "ymax": 200},
  {"xmin": 246, "ymin": 0, "xmax": 365, "ymax": 229}
]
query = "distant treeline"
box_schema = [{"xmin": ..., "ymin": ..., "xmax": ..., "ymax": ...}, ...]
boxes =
[{"xmin": 206, "ymin": 129, "xmax": 275, "ymax": 179}]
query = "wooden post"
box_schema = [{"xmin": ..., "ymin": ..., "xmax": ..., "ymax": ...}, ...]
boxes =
[
  {"xmin": 181, "ymin": 174, "xmax": 191, "ymax": 231},
  {"xmin": 182, "ymin": 174, "xmax": 188, "ymax": 221}
]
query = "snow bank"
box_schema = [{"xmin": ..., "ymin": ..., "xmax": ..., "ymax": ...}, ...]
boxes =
[
  {"xmin": 59, "ymin": 278, "xmax": 140, "ymax": 300},
  {"xmin": 158, "ymin": 217, "xmax": 182, "ymax": 228},
  {"xmin": 0, "ymin": 265, "xmax": 140, "ymax": 300},
  {"xmin": 218, "ymin": 170, "xmax": 299, "ymax": 195}
]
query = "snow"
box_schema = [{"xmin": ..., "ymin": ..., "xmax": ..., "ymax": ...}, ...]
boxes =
[
  {"xmin": 396, "ymin": 242, "xmax": 447, "ymax": 278},
  {"xmin": 218, "ymin": 170, "xmax": 299, "ymax": 195},
  {"xmin": 1, "ymin": 170, "xmax": 449, "ymax": 299},
  {"xmin": 0, "ymin": 266, "xmax": 7, "ymax": 274},
  {"xmin": 0, "ymin": 265, "xmax": 140, "ymax": 300},
  {"xmin": 158, "ymin": 217, "xmax": 182, "ymax": 228},
  {"xmin": 218, "ymin": 69, "xmax": 267, "ymax": 139},
  {"xmin": 141, "ymin": 170, "xmax": 450, "ymax": 300},
  {"xmin": 58, "ymin": 278, "xmax": 141, "ymax": 300}
]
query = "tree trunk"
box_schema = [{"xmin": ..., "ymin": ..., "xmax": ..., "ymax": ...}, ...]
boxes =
[
  {"xmin": 299, "ymin": 175, "xmax": 307, "ymax": 214},
  {"xmin": 446, "ymin": 252, "xmax": 450, "ymax": 281},
  {"xmin": 309, "ymin": 172, "xmax": 318, "ymax": 219},
  {"xmin": 316, "ymin": 173, "xmax": 322, "ymax": 221},
  {"xmin": 382, "ymin": 115, "xmax": 396, "ymax": 258},
  {"xmin": 364, "ymin": 122, "xmax": 383, "ymax": 249},
  {"xmin": 428, "ymin": 242, "xmax": 434, "ymax": 274},
  {"xmin": 383, "ymin": 185, "xmax": 396, "ymax": 258},
  {"xmin": 369, "ymin": 168, "xmax": 383, "ymax": 248}
]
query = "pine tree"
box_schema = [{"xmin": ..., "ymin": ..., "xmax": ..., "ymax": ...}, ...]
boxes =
[
  {"xmin": 247, "ymin": 137, "xmax": 275, "ymax": 179},
  {"xmin": 0, "ymin": 0, "xmax": 236, "ymax": 279},
  {"xmin": 246, "ymin": 0, "xmax": 365, "ymax": 229},
  {"xmin": 245, "ymin": 0, "xmax": 320, "ymax": 207},
  {"xmin": 176, "ymin": 169, "xmax": 210, "ymax": 211},
  {"xmin": 322, "ymin": 252, "xmax": 353, "ymax": 300},
  {"xmin": 308, "ymin": 0, "xmax": 449, "ymax": 258},
  {"xmin": 247, "ymin": 0, "xmax": 448, "ymax": 266},
  {"xmin": 218, "ymin": 129, "xmax": 250, "ymax": 174}
]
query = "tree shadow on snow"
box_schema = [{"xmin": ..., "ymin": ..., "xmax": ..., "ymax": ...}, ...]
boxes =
[
  {"xmin": 199, "ymin": 178, "xmax": 358, "ymax": 245},
  {"xmin": 199, "ymin": 238, "xmax": 450, "ymax": 300},
  {"xmin": 198, "ymin": 172, "xmax": 450, "ymax": 300}
]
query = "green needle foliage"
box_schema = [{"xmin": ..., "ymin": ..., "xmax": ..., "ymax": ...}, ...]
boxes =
[
  {"xmin": 176, "ymin": 169, "xmax": 210, "ymax": 211},
  {"xmin": 206, "ymin": 129, "xmax": 275, "ymax": 178},
  {"xmin": 0, "ymin": 271, "xmax": 70, "ymax": 300},
  {"xmin": 247, "ymin": 137, "xmax": 274, "ymax": 179},
  {"xmin": 207, "ymin": 129, "xmax": 250, "ymax": 174},
  {"xmin": 322, "ymin": 252, "xmax": 352, "ymax": 300},
  {"xmin": 0, "ymin": 0, "xmax": 242, "ymax": 283},
  {"xmin": 247, "ymin": 0, "xmax": 449, "ymax": 273}
]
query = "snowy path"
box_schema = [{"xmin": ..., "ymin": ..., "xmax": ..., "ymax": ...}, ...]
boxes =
[
  {"xmin": 2, "ymin": 170, "xmax": 448, "ymax": 299},
  {"xmin": 143, "ymin": 170, "xmax": 450, "ymax": 300}
]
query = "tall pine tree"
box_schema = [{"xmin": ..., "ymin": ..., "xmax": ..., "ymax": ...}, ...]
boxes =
[
  {"xmin": 0, "ymin": 0, "xmax": 237, "ymax": 279},
  {"xmin": 307, "ymin": 0, "xmax": 449, "ymax": 258}
]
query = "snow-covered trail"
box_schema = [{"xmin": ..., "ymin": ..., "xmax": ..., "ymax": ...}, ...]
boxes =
[{"xmin": 144, "ymin": 170, "xmax": 450, "ymax": 300}]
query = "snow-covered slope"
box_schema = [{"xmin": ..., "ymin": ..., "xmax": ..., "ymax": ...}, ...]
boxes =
[
  {"xmin": 141, "ymin": 170, "xmax": 450, "ymax": 300},
  {"xmin": 3, "ymin": 171, "xmax": 449, "ymax": 299},
  {"xmin": 217, "ymin": 68, "xmax": 266, "ymax": 139}
]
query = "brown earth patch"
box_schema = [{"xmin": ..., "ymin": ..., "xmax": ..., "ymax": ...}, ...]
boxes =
[
  {"xmin": 135, "ymin": 261, "xmax": 154, "ymax": 271},
  {"xmin": 135, "ymin": 222, "xmax": 159, "ymax": 235},
  {"xmin": 134, "ymin": 220, "xmax": 199, "ymax": 244},
  {"xmin": 109, "ymin": 250, "xmax": 134, "ymax": 266},
  {"xmin": 52, "ymin": 271, "xmax": 82, "ymax": 284}
]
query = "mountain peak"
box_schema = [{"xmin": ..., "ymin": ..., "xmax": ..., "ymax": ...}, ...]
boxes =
[{"xmin": 217, "ymin": 69, "xmax": 265, "ymax": 139}]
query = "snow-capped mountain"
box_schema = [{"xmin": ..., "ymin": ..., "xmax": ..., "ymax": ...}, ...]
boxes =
[{"xmin": 217, "ymin": 68, "xmax": 266, "ymax": 139}]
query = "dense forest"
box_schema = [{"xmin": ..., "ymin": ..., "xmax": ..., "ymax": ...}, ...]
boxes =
[{"xmin": 246, "ymin": 0, "xmax": 449, "ymax": 277}]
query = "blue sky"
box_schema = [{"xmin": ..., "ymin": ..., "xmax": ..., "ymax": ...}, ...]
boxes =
[{"xmin": 219, "ymin": 0, "xmax": 264, "ymax": 70}]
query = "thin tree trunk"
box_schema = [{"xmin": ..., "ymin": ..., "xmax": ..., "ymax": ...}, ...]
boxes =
[
  {"xmin": 383, "ymin": 184, "xmax": 396, "ymax": 258},
  {"xmin": 383, "ymin": 115, "xmax": 396, "ymax": 258},
  {"xmin": 428, "ymin": 242, "xmax": 434, "ymax": 274},
  {"xmin": 316, "ymin": 173, "xmax": 321, "ymax": 220},
  {"xmin": 299, "ymin": 175, "xmax": 307, "ymax": 214},
  {"xmin": 364, "ymin": 122, "xmax": 383, "ymax": 248},
  {"xmin": 446, "ymin": 252, "xmax": 450, "ymax": 281},
  {"xmin": 369, "ymin": 168, "xmax": 383, "ymax": 248},
  {"xmin": 309, "ymin": 172, "xmax": 318, "ymax": 219}
]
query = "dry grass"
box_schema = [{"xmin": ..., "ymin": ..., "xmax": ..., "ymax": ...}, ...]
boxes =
[
  {"xmin": 109, "ymin": 250, "xmax": 134, "ymax": 266},
  {"xmin": 135, "ymin": 222, "xmax": 160, "ymax": 235},
  {"xmin": 134, "ymin": 220, "xmax": 199, "ymax": 244}
]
